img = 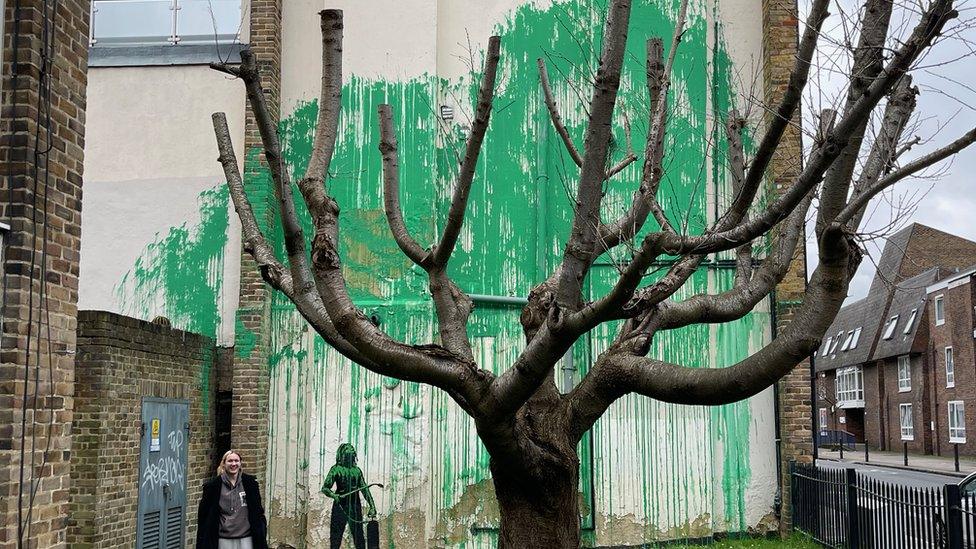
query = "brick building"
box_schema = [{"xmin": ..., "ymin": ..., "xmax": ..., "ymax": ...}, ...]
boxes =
[
  {"xmin": 0, "ymin": 1, "xmax": 90, "ymax": 548},
  {"xmin": 927, "ymin": 266, "xmax": 976, "ymax": 457},
  {"xmin": 816, "ymin": 224, "xmax": 976, "ymax": 457}
]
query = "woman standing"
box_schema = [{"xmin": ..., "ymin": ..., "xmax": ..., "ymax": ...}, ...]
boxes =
[{"xmin": 196, "ymin": 450, "xmax": 268, "ymax": 549}]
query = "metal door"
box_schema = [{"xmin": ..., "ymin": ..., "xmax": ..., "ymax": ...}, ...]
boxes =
[{"xmin": 137, "ymin": 398, "xmax": 190, "ymax": 549}]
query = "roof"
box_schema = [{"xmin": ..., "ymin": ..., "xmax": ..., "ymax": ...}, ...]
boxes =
[
  {"xmin": 927, "ymin": 263, "xmax": 976, "ymax": 294},
  {"xmin": 871, "ymin": 268, "xmax": 940, "ymax": 361},
  {"xmin": 815, "ymin": 224, "xmax": 976, "ymax": 372},
  {"xmin": 815, "ymin": 291, "xmax": 882, "ymax": 371}
]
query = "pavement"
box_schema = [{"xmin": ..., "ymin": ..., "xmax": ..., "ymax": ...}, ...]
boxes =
[{"xmin": 818, "ymin": 447, "xmax": 976, "ymax": 481}]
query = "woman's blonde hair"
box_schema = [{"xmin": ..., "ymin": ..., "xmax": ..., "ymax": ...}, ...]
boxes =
[{"xmin": 217, "ymin": 450, "xmax": 243, "ymax": 475}]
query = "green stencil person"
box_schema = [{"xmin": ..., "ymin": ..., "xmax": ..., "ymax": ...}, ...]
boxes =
[{"xmin": 322, "ymin": 443, "xmax": 377, "ymax": 549}]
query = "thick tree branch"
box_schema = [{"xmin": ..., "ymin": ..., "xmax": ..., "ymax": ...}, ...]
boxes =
[
  {"xmin": 643, "ymin": 0, "xmax": 956, "ymax": 258},
  {"xmin": 843, "ymin": 76, "xmax": 917, "ymax": 230},
  {"xmin": 538, "ymin": 59, "xmax": 584, "ymax": 167},
  {"xmin": 816, "ymin": 0, "xmax": 894, "ymax": 236},
  {"xmin": 716, "ymin": 0, "xmax": 830, "ymax": 229},
  {"xmin": 212, "ymin": 112, "xmax": 377, "ymax": 368},
  {"xmin": 212, "ymin": 112, "xmax": 293, "ymax": 297},
  {"xmin": 378, "ymin": 104, "xmax": 429, "ymax": 266},
  {"xmin": 567, "ymin": 223, "xmax": 856, "ymax": 439},
  {"xmin": 556, "ymin": 0, "xmax": 632, "ymax": 311},
  {"xmin": 432, "ymin": 36, "xmax": 501, "ymax": 267},
  {"xmin": 305, "ymin": 10, "xmax": 343, "ymax": 184}
]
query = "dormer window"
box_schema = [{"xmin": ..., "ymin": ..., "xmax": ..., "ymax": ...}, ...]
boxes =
[{"xmin": 882, "ymin": 315, "xmax": 899, "ymax": 340}]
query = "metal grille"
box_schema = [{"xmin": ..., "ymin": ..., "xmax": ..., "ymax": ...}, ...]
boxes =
[
  {"xmin": 165, "ymin": 507, "xmax": 183, "ymax": 548},
  {"xmin": 141, "ymin": 511, "xmax": 161, "ymax": 549}
]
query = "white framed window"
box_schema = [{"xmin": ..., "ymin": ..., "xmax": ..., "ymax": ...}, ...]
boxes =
[
  {"xmin": 836, "ymin": 366, "xmax": 865, "ymax": 406},
  {"xmin": 850, "ymin": 327, "xmax": 862, "ymax": 349},
  {"xmin": 882, "ymin": 315, "xmax": 900, "ymax": 340},
  {"xmin": 821, "ymin": 336, "xmax": 833, "ymax": 357},
  {"xmin": 89, "ymin": 0, "xmax": 244, "ymax": 47},
  {"xmin": 841, "ymin": 330, "xmax": 855, "ymax": 351},
  {"xmin": 900, "ymin": 403, "xmax": 914, "ymax": 440},
  {"xmin": 903, "ymin": 308, "xmax": 918, "ymax": 334},
  {"xmin": 949, "ymin": 401, "xmax": 966, "ymax": 443},
  {"xmin": 946, "ymin": 347, "xmax": 955, "ymax": 388},
  {"xmin": 829, "ymin": 331, "xmax": 843, "ymax": 355},
  {"xmin": 898, "ymin": 355, "xmax": 911, "ymax": 392},
  {"xmin": 935, "ymin": 294, "xmax": 946, "ymax": 326},
  {"xmin": 819, "ymin": 408, "xmax": 828, "ymax": 433}
]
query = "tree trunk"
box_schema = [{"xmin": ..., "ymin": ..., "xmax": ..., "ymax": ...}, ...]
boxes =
[{"xmin": 492, "ymin": 460, "xmax": 581, "ymax": 549}]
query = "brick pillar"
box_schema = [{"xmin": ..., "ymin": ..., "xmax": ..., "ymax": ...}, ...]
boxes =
[
  {"xmin": 762, "ymin": 0, "xmax": 810, "ymax": 534},
  {"xmin": 0, "ymin": 1, "xmax": 90, "ymax": 547},
  {"xmin": 233, "ymin": 0, "xmax": 282, "ymax": 491}
]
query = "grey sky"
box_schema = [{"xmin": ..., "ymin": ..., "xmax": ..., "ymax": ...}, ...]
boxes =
[{"xmin": 800, "ymin": 0, "xmax": 976, "ymax": 301}]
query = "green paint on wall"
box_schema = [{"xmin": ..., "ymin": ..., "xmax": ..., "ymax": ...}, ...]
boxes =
[
  {"xmin": 111, "ymin": 0, "xmax": 774, "ymax": 544},
  {"xmin": 115, "ymin": 185, "xmax": 230, "ymax": 408}
]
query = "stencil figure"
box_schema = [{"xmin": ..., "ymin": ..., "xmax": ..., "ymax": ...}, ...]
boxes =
[{"xmin": 321, "ymin": 443, "xmax": 378, "ymax": 549}]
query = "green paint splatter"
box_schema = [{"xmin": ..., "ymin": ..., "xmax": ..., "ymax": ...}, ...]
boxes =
[{"xmin": 116, "ymin": 185, "xmax": 230, "ymax": 407}]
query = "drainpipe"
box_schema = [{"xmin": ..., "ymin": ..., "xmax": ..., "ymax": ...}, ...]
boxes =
[
  {"xmin": 466, "ymin": 294, "xmax": 529, "ymax": 307},
  {"xmin": 771, "ymin": 291, "xmax": 785, "ymax": 519}
]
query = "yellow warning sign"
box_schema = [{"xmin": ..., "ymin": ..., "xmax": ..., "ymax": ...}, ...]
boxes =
[{"xmin": 150, "ymin": 418, "xmax": 161, "ymax": 452}]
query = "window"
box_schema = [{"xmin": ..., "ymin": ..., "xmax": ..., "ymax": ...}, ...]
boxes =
[
  {"xmin": 946, "ymin": 347, "xmax": 955, "ymax": 388},
  {"xmin": 819, "ymin": 408, "xmax": 828, "ymax": 433},
  {"xmin": 821, "ymin": 336, "xmax": 833, "ymax": 357},
  {"xmin": 903, "ymin": 308, "xmax": 918, "ymax": 335},
  {"xmin": 900, "ymin": 403, "xmax": 914, "ymax": 440},
  {"xmin": 836, "ymin": 366, "xmax": 865, "ymax": 406},
  {"xmin": 882, "ymin": 315, "xmax": 900, "ymax": 340},
  {"xmin": 850, "ymin": 327, "xmax": 862, "ymax": 349},
  {"xmin": 935, "ymin": 295, "xmax": 946, "ymax": 326},
  {"xmin": 898, "ymin": 355, "xmax": 911, "ymax": 392},
  {"xmin": 841, "ymin": 330, "xmax": 855, "ymax": 351},
  {"xmin": 829, "ymin": 331, "xmax": 843, "ymax": 355},
  {"xmin": 949, "ymin": 401, "xmax": 966, "ymax": 443},
  {"xmin": 89, "ymin": 0, "xmax": 243, "ymax": 47}
]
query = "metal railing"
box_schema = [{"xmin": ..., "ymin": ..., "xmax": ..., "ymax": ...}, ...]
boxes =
[
  {"xmin": 791, "ymin": 461, "xmax": 976, "ymax": 548},
  {"xmin": 89, "ymin": 0, "xmax": 243, "ymax": 47}
]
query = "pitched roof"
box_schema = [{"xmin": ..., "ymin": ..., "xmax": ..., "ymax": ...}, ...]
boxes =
[{"xmin": 871, "ymin": 268, "xmax": 940, "ymax": 361}]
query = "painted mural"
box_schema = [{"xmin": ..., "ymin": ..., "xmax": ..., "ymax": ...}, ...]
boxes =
[{"xmin": 111, "ymin": 0, "xmax": 776, "ymax": 546}]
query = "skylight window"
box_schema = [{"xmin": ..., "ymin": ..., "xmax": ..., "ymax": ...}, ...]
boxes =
[
  {"xmin": 903, "ymin": 308, "xmax": 918, "ymax": 335},
  {"xmin": 850, "ymin": 327, "xmax": 862, "ymax": 349},
  {"xmin": 841, "ymin": 330, "xmax": 855, "ymax": 351},
  {"xmin": 829, "ymin": 331, "xmax": 843, "ymax": 355},
  {"xmin": 821, "ymin": 337, "xmax": 833, "ymax": 357},
  {"xmin": 882, "ymin": 315, "xmax": 899, "ymax": 340}
]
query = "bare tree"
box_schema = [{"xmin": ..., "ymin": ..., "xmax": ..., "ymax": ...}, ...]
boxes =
[{"xmin": 210, "ymin": 1, "xmax": 975, "ymax": 546}]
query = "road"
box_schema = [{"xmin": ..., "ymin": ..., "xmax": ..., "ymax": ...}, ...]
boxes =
[{"xmin": 817, "ymin": 458, "xmax": 965, "ymax": 488}]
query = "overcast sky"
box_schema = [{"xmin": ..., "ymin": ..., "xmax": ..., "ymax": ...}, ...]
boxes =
[{"xmin": 800, "ymin": 0, "xmax": 976, "ymax": 302}]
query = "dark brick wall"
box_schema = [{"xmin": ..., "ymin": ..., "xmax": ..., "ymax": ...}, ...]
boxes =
[
  {"xmin": 0, "ymin": 1, "xmax": 89, "ymax": 547},
  {"xmin": 68, "ymin": 311, "xmax": 215, "ymax": 548},
  {"xmin": 929, "ymin": 276, "xmax": 976, "ymax": 456}
]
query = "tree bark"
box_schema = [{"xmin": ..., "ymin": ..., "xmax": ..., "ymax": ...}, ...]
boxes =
[
  {"xmin": 491, "ymin": 452, "xmax": 581, "ymax": 549},
  {"xmin": 485, "ymin": 389, "xmax": 582, "ymax": 549}
]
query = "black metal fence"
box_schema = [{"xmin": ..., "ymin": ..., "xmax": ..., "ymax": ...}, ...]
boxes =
[{"xmin": 791, "ymin": 461, "xmax": 976, "ymax": 548}]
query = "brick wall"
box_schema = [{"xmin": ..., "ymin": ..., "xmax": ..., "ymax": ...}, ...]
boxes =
[
  {"xmin": 234, "ymin": 0, "xmax": 282, "ymax": 495},
  {"xmin": 928, "ymin": 276, "xmax": 976, "ymax": 456},
  {"xmin": 876, "ymin": 355, "xmax": 932, "ymax": 454},
  {"xmin": 68, "ymin": 311, "xmax": 215, "ymax": 547},
  {"xmin": 761, "ymin": 0, "xmax": 809, "ymax": 533},
  {"xmin": 0, "ymin": 1, "xmax": 89, "ymax": 547}
]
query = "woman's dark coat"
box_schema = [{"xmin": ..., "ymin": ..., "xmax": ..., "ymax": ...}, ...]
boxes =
[{"xmin": 196, "ymin": 472, "xmax": 268, "ymax": 549}]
